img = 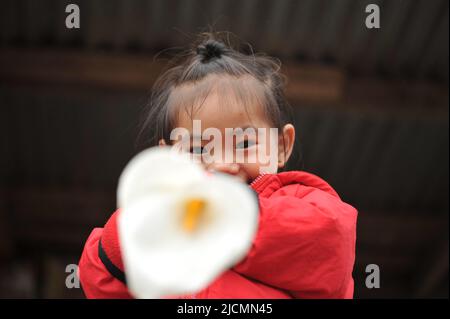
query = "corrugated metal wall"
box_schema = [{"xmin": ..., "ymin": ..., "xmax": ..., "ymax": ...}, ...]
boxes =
[
  {"xmin": 1, "ymin": 86, "xmax": 448, "ymax": 215},
  {"xmin": 0, "ymin": 85, "xmax": 447, "ymax": 297},
  {"xmin": 0, "ymin": 0, "xmax": 448, "ymax": 81},
  {"xmin": 0, "ymin": 0, "xmax": 448, "ymax": 298}
]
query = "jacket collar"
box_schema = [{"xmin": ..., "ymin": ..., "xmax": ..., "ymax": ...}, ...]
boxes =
[{"xmin": 250, "ymin": 171, "xmax": 340, "ymax": 199}]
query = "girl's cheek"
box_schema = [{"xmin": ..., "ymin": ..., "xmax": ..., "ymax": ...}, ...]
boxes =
[{"xmin": 238, "ymin": 162, "xmax": 260, "ymax": 182}]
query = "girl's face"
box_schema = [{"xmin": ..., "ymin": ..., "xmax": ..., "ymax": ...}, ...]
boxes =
[{"xmin": 161, "ymin": 91, "xmax": 295, "ymax": 184}]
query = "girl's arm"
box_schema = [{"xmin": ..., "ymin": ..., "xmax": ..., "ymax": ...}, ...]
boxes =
[
  {"xmin": 78, "ymin": 210, "xmax": 293, "ymax": 299},
  {"xmin": 233, "ymin": 186, "xmax": 358, "ymax": 299},
  {"xmin": 78, "ymin": 226, "xmax": 132, "ymax": 298}
]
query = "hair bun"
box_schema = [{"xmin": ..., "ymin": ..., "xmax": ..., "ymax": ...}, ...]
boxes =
[{"xmin": 196, "ymin": 40, "xmax": 227, "ymax": 62}]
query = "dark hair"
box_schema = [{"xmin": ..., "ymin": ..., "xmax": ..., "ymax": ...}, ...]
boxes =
[{"xmin": 138, "ymin": 31, "xmax": 299, "ymax": 168}]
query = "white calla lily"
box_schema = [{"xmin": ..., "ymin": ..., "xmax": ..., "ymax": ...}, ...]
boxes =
[{"xmin": 117, "ymin": 147, "xmax": 259, "ymax": 298}]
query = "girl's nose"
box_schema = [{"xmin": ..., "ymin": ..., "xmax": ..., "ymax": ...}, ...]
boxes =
[{"xmin": 207, "ymin": 163, "xmax": 240, "ymax": 176}]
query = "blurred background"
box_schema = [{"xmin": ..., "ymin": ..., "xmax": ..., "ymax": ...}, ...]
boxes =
[{"xmin": 0, "ymin": 0, "xmax": 448, "ymax": 298}]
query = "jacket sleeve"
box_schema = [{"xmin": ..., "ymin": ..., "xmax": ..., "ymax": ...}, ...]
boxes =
[
  {"xmin": 232, "ymin": 186, "xmax": 358, "ymax": 299},
  {"xmin": 78, "ymin": 227, "xmax": 292, "ymax": 299},
  {"xmin": 78, "ymin": 228, "xmax": 133, "ymax": 299}
]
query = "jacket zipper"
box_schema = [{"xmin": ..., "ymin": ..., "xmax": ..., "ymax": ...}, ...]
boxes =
[{"xmin": 249, "ymin": 173, "xmax": 268, "ymax": 189}]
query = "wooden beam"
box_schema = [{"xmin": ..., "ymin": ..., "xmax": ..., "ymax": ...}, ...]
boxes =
[
  {"xmin": 0, "ymin": 48, "xmax": 165, "ymax": 91},
  {"xmin": 0, "ymin": 48, "xmax": 345, "ymax": 103},
  {"xmin": 282, "ymin": 62, "xmax": 345, "ymax": 102},
  {"xmin": 0, "ymin": 48, "xmax": 447, "ymax": 109}
]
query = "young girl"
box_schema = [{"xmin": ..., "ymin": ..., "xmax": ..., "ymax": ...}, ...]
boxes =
[{"xmin": 78, "ymin": 33, "xmax": 358, "ymax": 299}]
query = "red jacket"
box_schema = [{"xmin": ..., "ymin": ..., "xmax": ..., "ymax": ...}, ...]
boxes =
[{"xmin": 78, "ymin": 171, "xmax": 358, "ymax": 299}]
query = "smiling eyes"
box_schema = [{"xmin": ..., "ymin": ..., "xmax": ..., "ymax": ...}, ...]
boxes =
[
  {"xmin": 189, "ymin": 140, "xmax": 256, "ymax": 154},
  {"xmin": 190, "ymin": 146, "xmax": 206, "ymax": 155},
  {"xmin": 235, "ymin": 140, "xmax": 256, "ymax": 149}
]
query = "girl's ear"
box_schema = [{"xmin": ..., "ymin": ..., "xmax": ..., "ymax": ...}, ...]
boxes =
[
  {"xmin": 277, "ymin": 124, "xmax": 295, "ymax": 168},
  {"xmin": 159, "ymin": 139, "xmax": 167, "ymax": 146}
]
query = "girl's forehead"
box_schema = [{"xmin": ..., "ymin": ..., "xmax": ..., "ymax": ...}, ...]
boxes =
[
  {"xmin": 177, "ymin": 92, "xmax": 264, "ymax": 128},
  {"xmin": 168, "ymin": 74, "xmax": 271, "ymax": 130}
]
